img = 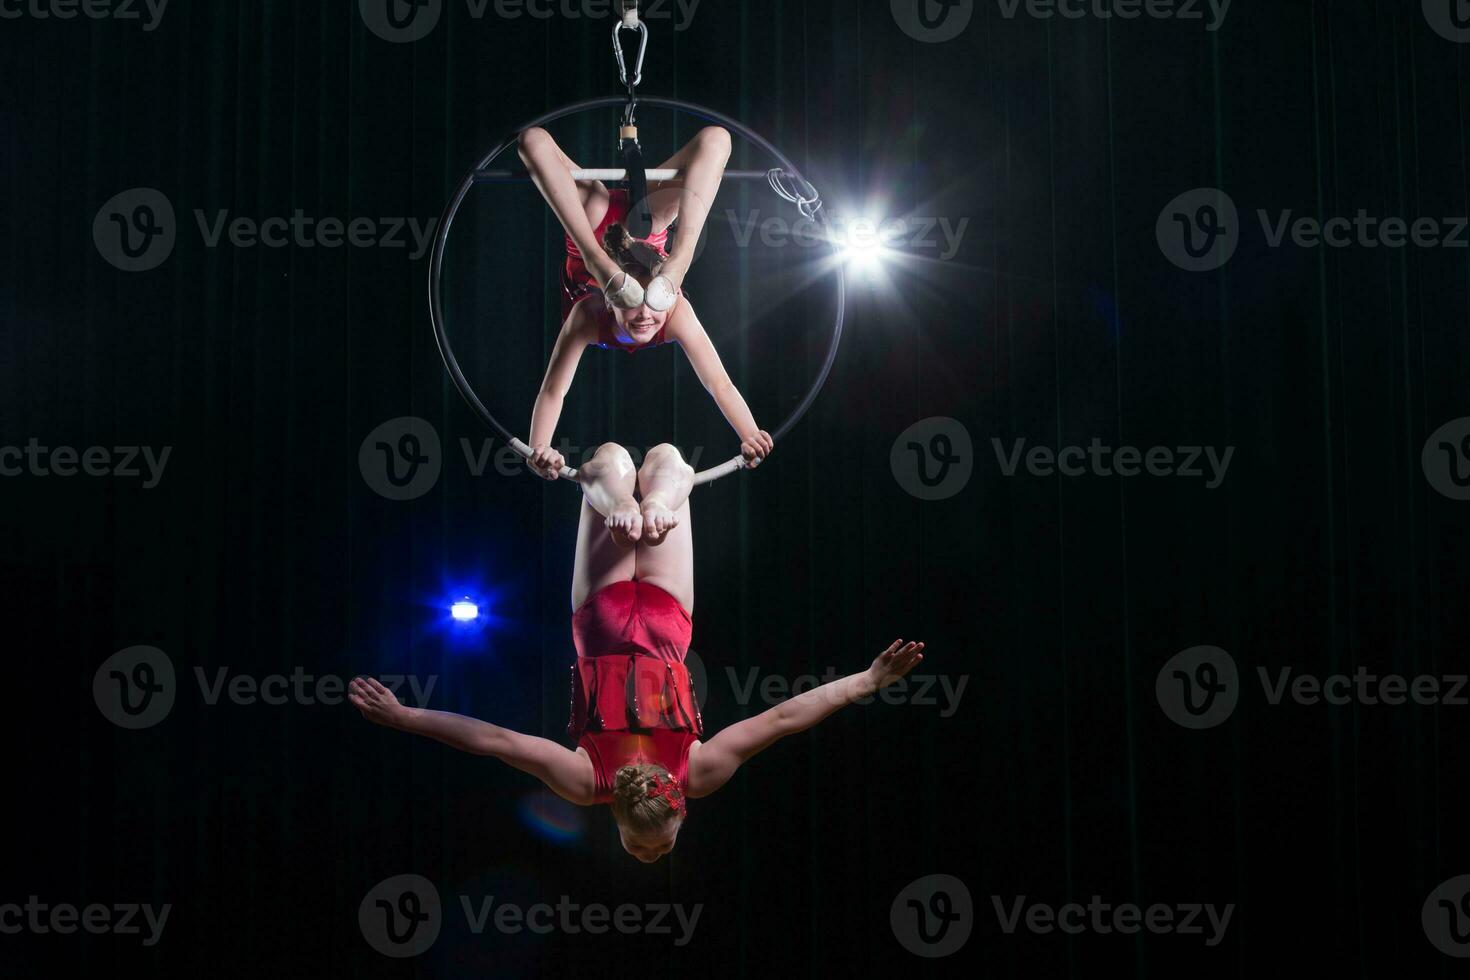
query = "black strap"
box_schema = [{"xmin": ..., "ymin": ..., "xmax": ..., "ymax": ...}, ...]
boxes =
[{"xmin": 620, "ymin": 137, "xmax": 653, "ymax": 238}]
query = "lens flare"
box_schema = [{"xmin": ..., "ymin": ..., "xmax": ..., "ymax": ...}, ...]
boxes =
[{"xmin": 518, "ymin": 791, "xmax": 587, "ymax": 844}]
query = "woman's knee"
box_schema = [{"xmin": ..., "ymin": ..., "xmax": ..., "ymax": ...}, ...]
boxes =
[
  {"xmin": 645, "ymin": 443, "xmax": 691, "ymax": 471},
  {"xmin": 518, "ymin": 126, "xmax": 554, "ymax": 160},
  {"xmin": 592, "ymin": 442, "xmax": 635, "ymax": 464},
  {"xmin": 695, "ymin": 126, "xmax": 732, "ymax": 158}
]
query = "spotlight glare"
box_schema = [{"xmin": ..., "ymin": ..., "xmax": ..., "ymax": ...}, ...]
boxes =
[
  {"xmin": 837, "ymin": 216, "xmax": 894, "ymax": 276},
  {"xmin": 450, "ymin": 599, "xmax": 480, "ymax": 622},
  {"xmin": 843, "ymin": 245, "xmax": 888, "ymax": 272}
]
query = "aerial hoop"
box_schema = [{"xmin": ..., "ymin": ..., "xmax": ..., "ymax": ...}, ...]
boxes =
[{"xmin": 428, "ymin": 95, "xmax": 847, "ymax": 487}]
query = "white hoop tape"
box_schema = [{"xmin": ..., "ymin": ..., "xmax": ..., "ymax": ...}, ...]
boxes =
[
  {"xmin": 508, "ymin": 438, "xmax": 749, "ymax": 487},
  {"xmin": 471, "ymin": 169, "xmax": 774, "ymax": 183}
]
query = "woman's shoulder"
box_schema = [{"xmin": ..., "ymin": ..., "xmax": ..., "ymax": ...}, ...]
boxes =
[
  {"xmin": 565, "ymin": 293, "xmax": 607, "ymax": 341},
  {"xmin": 660, "ymin": 295, "xmax": 700, "ymax": 343}
]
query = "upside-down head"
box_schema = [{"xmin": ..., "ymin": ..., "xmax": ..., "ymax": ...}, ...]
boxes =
[
  {"xmin": 611, "ymin": 762, "xmax": 686, "ymax": 863},
  {"xmin": 601, "ymin": 223, "xmax": 673, "ymax": 342}
]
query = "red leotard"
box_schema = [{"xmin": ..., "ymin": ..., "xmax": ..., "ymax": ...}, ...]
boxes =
[
  {"xmin": 568, "ymin": 580, "xmax": 701, "ymax": 803},
  {"xmin": 561, "ymin": 189, "xmax": 681, "ymax": 352}
]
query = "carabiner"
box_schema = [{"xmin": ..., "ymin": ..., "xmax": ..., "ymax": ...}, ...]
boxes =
[{"xmin": 612, "ymin": 18, "xmax": 649, "ymax": 89}]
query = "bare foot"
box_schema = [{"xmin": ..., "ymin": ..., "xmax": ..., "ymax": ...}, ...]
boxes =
[
  {"xmin": 639, "ymin": 495, "xmax": 679, "ymax": 546},
  {"xmin": 606, "ymin": 497, "xmax": 643, "ymax": 547}
]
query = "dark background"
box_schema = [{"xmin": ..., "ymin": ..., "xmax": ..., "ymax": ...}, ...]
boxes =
[{"xmin": 3, "ymin": 0, "xmax": 1469, "ymax": 976}]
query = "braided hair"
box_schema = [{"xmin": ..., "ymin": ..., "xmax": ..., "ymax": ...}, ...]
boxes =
[{"xmin": 611, "ymin": 762, "xmax": 686, "ymax": 835}]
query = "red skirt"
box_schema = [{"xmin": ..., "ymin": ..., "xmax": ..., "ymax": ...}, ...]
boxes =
[{"xmin": 567, "ymin": 581, "xmax": 701, "ymax": 739}]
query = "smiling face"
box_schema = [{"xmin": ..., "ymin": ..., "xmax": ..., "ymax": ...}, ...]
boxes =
[
  {"xmin": 601, "ymin": 223, "xmax": 674, "ymax": 346},
  {"xmin": 611, "ymin": 275, "xmax": 673, "ymax": 344},
  {"xmin": 618, "ymin": 815, "xmax": 684, "ymax": 863}
]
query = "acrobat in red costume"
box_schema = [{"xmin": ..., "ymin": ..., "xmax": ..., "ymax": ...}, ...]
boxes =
[
  {"xmin": 514, "ymin": 124, "xmax": 776, "ymax": 481},
  {"xmin": 351, "ymin": 443, "xmax": 926, "ymax": 863}
]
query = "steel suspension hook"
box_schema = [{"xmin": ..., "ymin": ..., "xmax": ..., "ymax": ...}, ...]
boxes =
[
  {"xmin": 613, "ymin": 1, "xmax": 653, "ymax": 237},
  {"xmin": 612, "ymin": 8, "xmax": 648, "ymax": 98}
]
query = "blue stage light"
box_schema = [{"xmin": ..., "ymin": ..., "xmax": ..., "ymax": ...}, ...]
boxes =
[{"xmin": 450, "ymin": 598, "xmax": 480, "ymax": 622}]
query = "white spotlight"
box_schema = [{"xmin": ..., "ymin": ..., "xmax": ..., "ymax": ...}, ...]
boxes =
[{"xmin": 839, "ymin": 217, "xmax": 893, "ymax": 275}]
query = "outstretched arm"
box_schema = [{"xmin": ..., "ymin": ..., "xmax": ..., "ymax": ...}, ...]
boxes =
[
  {"xmin": 349, "ymin": 676, "xmax": 596, "ymax": 805},
  {"xmin": 526, "ymin": 312, "xmax": 593, "ymax": 480},
  {"xmin": 666, "ymin": 304, "xmax": 774, "ymax": 468},
  {"xmin": 685, "ymin": 639, "xmax": 925, "ymax": 798}
]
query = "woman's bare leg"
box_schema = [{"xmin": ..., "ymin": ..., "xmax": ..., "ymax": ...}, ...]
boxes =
[
  {"xmin": 519, "ymin": 127, "xmax": 622, "ymax": 285},
  {"xmin": 572, "ymin": 444, "xmax": 643, "ymax": 610},
  {"xmin": 577, "ymin": 442, "xmax": 643, "ymax": 547},
  {"xmin": 636, "ymin": 443, "xmax": 695, "ymax": 545},
  {"xmin": 572, "ymin": 497, "xmax": 638, "ymax": 612},
  {"xmin": 646, "ymin": 126, "xmax": 732, "ymax": 290},
  {"xmin": 634, "ymin": 497, "xmax": 694, "ymax": 616}
]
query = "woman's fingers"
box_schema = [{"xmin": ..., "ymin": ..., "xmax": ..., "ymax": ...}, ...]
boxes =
[
  {"xmin": 529, "ymin": 447, "xmax": 563, "ymax": 480},
  {"xmin": 742, "ymin": 435, "xmax": 772, "ymax": 463}
]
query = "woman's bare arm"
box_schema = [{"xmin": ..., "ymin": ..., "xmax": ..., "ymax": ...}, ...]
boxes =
[
  {"xmin": 349, "ymin": 676, "xmax": 596, "ymax": 805},
  {"xmin": 685, "ymin": 640, "xmax": 925, "ymax": 798},
  {"xmin": 666, "ymin": 304, "xmax": 775, "ymax": 467},
  {"xmin": 526, "ymin": 310, "xmax": 594, "ymax": 479}
]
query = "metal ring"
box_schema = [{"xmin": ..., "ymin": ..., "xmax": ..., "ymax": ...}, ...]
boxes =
[{"xmin": 428, "ymin": 96, "xmax": 848, "ymax": 487}]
